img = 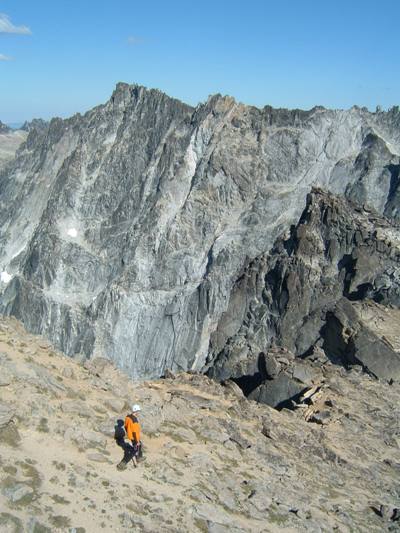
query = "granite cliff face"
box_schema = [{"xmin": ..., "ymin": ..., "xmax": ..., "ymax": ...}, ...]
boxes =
[{"xmin": 0, "ymin": 83, "xmax": 400, "ymax": 380}]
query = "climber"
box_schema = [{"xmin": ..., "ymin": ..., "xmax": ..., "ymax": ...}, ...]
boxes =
[
  {"xmin": 116, "ymin": 405, "xmax": 142, "ymax": 470},
  {"xmin": 125, "ymin": 404, "xmax": 142, "ymax": 462}
]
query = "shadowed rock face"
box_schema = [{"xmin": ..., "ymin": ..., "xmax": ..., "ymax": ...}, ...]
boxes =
[
  {"xmin": 208, "ymin": 189, "xmax": 400, "ymax": 392},
  {"xmin": 0, "ymin": 83, "xmax": 400, "ymax": 379}
]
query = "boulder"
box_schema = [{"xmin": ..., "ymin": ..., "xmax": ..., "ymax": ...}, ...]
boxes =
[
  {"xmin": 0, "ymin": 423, "xmax": 21, "ymax": 447},
  {"xmin": 98, "ymin": 418, "xmax": 116, "ymax": 438},
  {"xmin": 163, "ymin": 425, "xmax": 198, "ymax": 445},
  {"xmin": 64, "ymin": 427, "xmax": 107, "ymax": 450},
  {"xmin": 307, "ymin": 410, "xmax": 331, "ymax": 425},
  {"xmin": 325, "ymin": 299, "xmax": 400, "ymax": 381},
  {"xmin": 140, "ymin": 404, "xmax": 163, "ymax": 434},
  {"xmin": 60, "ymin": 401, "xmax": 94, "ymax": 418},
  {"xmin": 62, "ymin": 367, "xmax": 75, "ymax": 379},
  {"xmin": 30, "ymin": 364, "xmax": 66, "ymax": 394},
  {"xmin": 87, "ymin": 452, "xmax": 110, "ymax": 463},
  {"xmin": 249, "ymin": 373, "xmax": 307, "ymax": 408},
  {"xmin": 104, "ymin": 397, "xmax": 126, "ymax": 412},
  {"xmin": 264, "ymin": 354, "xmax": 281, "ymax": 378},
  {"xmin": 292, "ymin": 362, "xmax": 319, "ymax": 384}
]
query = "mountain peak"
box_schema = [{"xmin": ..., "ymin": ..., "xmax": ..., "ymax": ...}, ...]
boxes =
[
  {"xmin": 110, "ymin": 81, "xmax": 194, "ymax": 112},
  {"xmin": 0, "ymin": 121, "xmax": 11, "ymax": 134},
  {"xmin": 21, "ymin": 118, "xmax": 48, "ymax": 134}
]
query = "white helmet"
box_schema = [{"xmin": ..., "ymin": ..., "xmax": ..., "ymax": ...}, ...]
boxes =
[{"xmin": 131, "ymin": 404, "xmax": 141, "ymax": 413}]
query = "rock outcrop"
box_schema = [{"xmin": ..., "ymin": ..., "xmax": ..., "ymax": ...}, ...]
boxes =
[
  {"xmin": 209, "ymin": 189, "xmax": 400, "ymax": 399},
  {"xmin": 0, "ymin": 84, "xmax": 400, "ymax": 379}
]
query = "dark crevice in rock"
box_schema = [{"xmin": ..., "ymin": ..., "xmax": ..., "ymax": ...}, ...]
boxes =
[
  {"xmin": 347, "ymin": 282, "xmax": 374, "ymax": 301},
  {"xmin": 204, "ymin": 245, "xmax": 214, "ymax": 280},
  {"xmin": 321, "ymin": 312, "xmax": 356, "ymax": 367},
  {"xmin": 338, "ymin": 254, "xmax": 357, "ymax": 297},
  {"xmin": 231, "ymin": 372, "xmax": 264, "ymax": 397},
  {"xmin": 387, "ymin": 163, "xmax": 400, "ymax": 200},
  {"xmin": 227, "ymin": 352, "xmax": 269, "ymax": 397}
]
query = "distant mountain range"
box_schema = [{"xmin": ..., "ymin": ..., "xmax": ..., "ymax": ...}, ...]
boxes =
[{"xmin": 5, "ymin": 123, "xmax": 23, "ymax": 130}]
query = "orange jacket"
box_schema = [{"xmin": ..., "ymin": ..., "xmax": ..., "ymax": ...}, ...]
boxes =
[{"xmin": 124, "ymin": 414, "xmax": 141, "ymax": 443}]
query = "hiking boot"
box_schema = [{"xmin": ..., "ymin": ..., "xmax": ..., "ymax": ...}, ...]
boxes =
[{"xmin": 117, "ymin": 461, "xmax": 128, "ymax": 471}]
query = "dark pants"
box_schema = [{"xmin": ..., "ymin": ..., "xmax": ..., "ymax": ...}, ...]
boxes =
[{"xmin": 116, "ymin": 438, "xmax": 136, "ymax": 465}]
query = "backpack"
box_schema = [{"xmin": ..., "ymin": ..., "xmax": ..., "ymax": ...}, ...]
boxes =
[{"xmin": 114, "ymin": 422, "xmax": 126, "ymax": 441}]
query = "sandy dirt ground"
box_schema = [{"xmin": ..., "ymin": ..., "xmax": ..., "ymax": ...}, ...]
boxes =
[{"xmin": 0, "ymin": 316, "xmax": 399, "ymax": 532}]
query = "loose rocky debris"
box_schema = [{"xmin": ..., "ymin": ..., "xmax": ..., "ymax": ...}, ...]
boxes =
[{"xmin": 0, "ymin": 316, "xmax": 399, "ymax": 531}]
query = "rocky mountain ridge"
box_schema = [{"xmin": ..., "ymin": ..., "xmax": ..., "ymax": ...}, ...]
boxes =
[
  {"xmin": 0, "ymin": 83, "xmax": 400, "ymax": 382},
  {"xmin": 208, "ymin": 189, "xmax": 400, "ymax": 393},
  {"xmin": 20, "ymin": 118, "xmax": 48, "ymax": 134}
]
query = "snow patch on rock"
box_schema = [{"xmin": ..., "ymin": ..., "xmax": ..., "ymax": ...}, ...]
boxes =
[{"xmin": 1, "ymin": 271, "xmax": 12, "ymax": 284}]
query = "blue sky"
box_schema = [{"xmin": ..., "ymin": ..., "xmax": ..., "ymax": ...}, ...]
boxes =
[{"xmin": 0, "ymin": 0, "xmax": 399, "ymax": 122}]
